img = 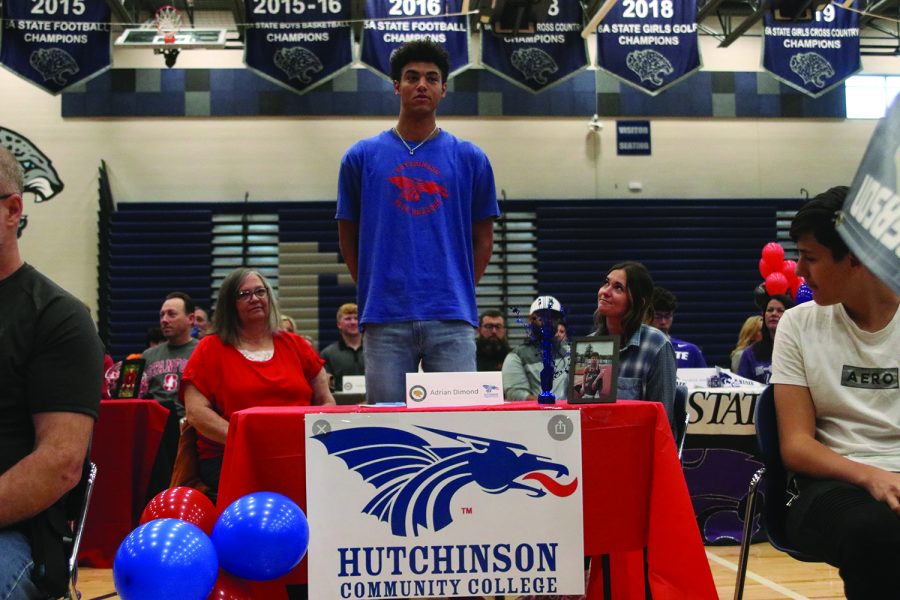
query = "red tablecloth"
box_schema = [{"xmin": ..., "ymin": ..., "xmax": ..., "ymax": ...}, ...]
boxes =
[
  {"xmin": 218, "ymin": 401, "xmax": 716, "ymax": 600},
  {"xmin": 79, "ymin": 399, "xmax": 169, "ymax": 567}
]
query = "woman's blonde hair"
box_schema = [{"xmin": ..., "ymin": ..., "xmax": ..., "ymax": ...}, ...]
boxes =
[{"xmin": 733, "ymin": 315, "xmax": 763, "ymax": 355}]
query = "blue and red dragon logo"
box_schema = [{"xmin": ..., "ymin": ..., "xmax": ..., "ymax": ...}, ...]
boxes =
[{"xmin": 312, "ymin": 426, "xmax": 578, "ymax": 537}]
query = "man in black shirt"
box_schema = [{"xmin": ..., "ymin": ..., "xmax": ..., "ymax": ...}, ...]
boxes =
[
  {"xmin": 475, "ymin": 309, "xmax": 510, "ymax": 371},
  {"xmin": 0, "ymin": 146, "xmax": 104, "ymax": 598},
  {"xmin": 320, "ymin": 303, "xmax": 365, "ymax": 391}
]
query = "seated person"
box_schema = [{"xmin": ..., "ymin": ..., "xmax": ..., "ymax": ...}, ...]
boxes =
[
  {"xmin": 650, "ymin": 286, "xmax": 708, "ymax": 368},
  {"xmin": 730, "ymin": 315, "xmax": 762, "ymax": 373},
  {"xmin": 772, "ymin": 187, "xmax": 899, "ymax": 598},
  {"xmin": 0, "ymin": 149, "xmax": 105, "ymax": 598},
  {"xmin": 592, "ymin": 262, "xmax": 677, "ymax": 434},
  {"xmin": 502, "ymin": 296, "xmax": 570, "ymax": 401},
  {"xmin": 475, "ymin": 309, "xmax": 510, "ymax": 372},
  {"xmin": 181, "ymin": 268, "xmax": 335, "ymax": 500},
  {"xmin": 320, "ymin": 303, "xmax": 365, "ymax": 391},
  {"xmin": 738, "ymin": 294, "xmax": 793, "ymax": 384}
]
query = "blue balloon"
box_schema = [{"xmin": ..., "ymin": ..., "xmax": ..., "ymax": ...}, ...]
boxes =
[
  {"xmin": 212, "ymin": 492, "xmax": 309, "ymax": 581},
  {"xmin": 795, "ymin": 282, "xmax": 814, "ymax": 304},
  {"xmin": 113, "ymin": 518, "xmax": 218, "ymax": 600}
]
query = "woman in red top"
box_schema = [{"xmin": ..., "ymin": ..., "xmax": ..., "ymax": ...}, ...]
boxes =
[{"xmin": 181, "ymin": 268, "xmax": 334, "ymax": 499}]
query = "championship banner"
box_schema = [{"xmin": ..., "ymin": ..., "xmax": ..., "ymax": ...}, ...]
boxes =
[
  {"xmin": 480, "ymin": 0, "xmax": 588, "ymax": 93},
  {"xmin": 0, "ymin": 0, "xmax": 111, "ymax": 95},
  {"xmin": 360, "ymin": 0, "xmax": 469, "ymax": 81},
  {"xmin": 837, "ymin": 97, "xmax": 900, "ymax": 293},
  {"xmin": 306, "ymin": 410, "xmax": 585, "ymax": 599},
  {"xmin": 595, "ymin": 0, "xmax": 701, "ymax": 96},
  {"xmin": 762, "ymin": 4, "xmax": 860, "ymax": 98},
  {"xmin": 243, "ymin": 0, "xmax": 352, "ymax": 94}
]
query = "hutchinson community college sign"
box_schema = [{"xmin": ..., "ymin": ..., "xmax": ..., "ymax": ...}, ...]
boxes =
[{"xmin": 305, "ymin": 410, "xmax": 584, "ymax": 599}]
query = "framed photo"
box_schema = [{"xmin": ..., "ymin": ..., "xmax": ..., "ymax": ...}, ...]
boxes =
[
  {"xmin": 115, "ymin": 358, "xmax": 146, "ymax": 399},
  {"xmin": 567, "ymin": 336, "xmax": 619, "ymax": 404}
]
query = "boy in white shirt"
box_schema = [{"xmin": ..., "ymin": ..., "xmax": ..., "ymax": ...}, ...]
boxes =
[{"xmin": 771, "ymin": 186, "xmax": 900, "ymax": 599}]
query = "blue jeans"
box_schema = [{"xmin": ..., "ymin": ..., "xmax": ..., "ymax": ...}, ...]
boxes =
[
  {"xmin": 363, "ymin": 320, "xmax": 476, "ymax": 404},
  {"xmin": 0, "ymin": 529, "xmax": 42, "ymax": 600}
]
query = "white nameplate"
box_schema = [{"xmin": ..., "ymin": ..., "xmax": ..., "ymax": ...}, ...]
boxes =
[
  {"xmin": 405, "ymin": 371, "xmax": 504, "ymax": 407},
  {"xmin": 342, "ymin": 375, "xmax": 366, "ymax": 393}
]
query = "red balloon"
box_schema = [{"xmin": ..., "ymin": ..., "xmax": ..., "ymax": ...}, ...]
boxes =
[
  {"xmin": 758, "ymin": 258, "xmax": 775, "ymax": 279},
  {"xmin": 207, "ymin": 571, "xmax": 252, "ymax": 600},
  {"xmin": 761, "ymin": 242, "xmax": 785, "ymax": 270},
  {"xmin": 781, "ymin": 260, "xmax": 799, "ymax": 292},
  {"xmin": 141, "ymin": 486, "xmax": 217, "ymax": 535},
  {"xmin": 765, "ymin": 272, "xmax": 790, "ymax": 295}
]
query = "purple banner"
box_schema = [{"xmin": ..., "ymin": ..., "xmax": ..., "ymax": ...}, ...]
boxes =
[
  {"xmin": 481, "ymin": 0, "xmax": 587, "ymax": 93},
  {"xmin": 360, "ymin": 0, "xmax": 469, "ymax": 80},
  {"xmin": 595, "ymin": 0, "xmax": 701, "ymax": 96},
  {"xmin": 763, "ymin": 5, "xmax": 860, "ymax": 98},
  {"xmin": 1, "ymin": 0, "xmax": 111, "ymax": 95},
  {"xmin": 243, "ymin": 0, "xmax": 352, "ymax": 94}
]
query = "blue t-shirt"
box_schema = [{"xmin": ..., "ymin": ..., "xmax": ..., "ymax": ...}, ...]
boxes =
[
  {"xmin": 670, "ymin": 337, "xmax": 707, "ymax": 368},
  {"xmin": 336, "ymin": 129, "xmax": 499, "ymax": 326}
]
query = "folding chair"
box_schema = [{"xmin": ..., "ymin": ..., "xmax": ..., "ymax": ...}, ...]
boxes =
[
  {"xmin": 62, "ymin": 461, "xmax": 97, "ymax": 600},
  {"xmin": 733, "ymin": 385, "xmax": 821, "ymax": 600}
]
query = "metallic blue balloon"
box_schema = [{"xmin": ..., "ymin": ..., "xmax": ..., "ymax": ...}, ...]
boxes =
[
  {"xmin": 113, "ymin": 518, "xmax": 218, "ymax": 600},
  {"xmin": 795, "ymin": 283, "xmax": 814, "ymax": 304},
  {"xmin": 212, "ymin": 492, "xmax": 309, "ymax": 581}
]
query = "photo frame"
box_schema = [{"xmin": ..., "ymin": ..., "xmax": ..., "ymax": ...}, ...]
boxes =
[
  {"xmin": 567, "ymin": 336, "xmax": 619, "ymax": 404},
  {"xmin": 115, "ymin": 358, "xmax": 146, "ymax": 399}
]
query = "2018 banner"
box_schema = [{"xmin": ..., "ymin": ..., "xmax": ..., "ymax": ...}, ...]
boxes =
[
  {"xmin": 480, "ymin": 0, "xmax": 588, "ymax": 93},
  {"xmin": 1, "ymin": 0, "xmax": 111, "ymax": 95},
  {"xmin": 243, "ymin": 0, "xmax": 352, "ymax": 94},
  {"xmin": 361, "ymin": 0, "xmax": 469, "ymax": 81},
  {"xmin": 762, "ymin": 4, "xmax": 860, "ymax": 98},
  {"xmin": 838, "ymin": 97, "xmax": 900, "ymax": 293},
  {"xmin": 595, "ymin": 0, "xmax": 701, "ymax": 96}
]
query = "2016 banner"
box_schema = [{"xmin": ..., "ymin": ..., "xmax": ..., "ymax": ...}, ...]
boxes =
[
  {"xmin": 1, "ymin": 0, "xmax": 111, "ymax": 95},
  {"xmin": 595, "ymin": 0, "xmax": 701, "ymax": 96},
  {"xmin": 481, "ymin": 0, "xmax": 588, "ymax": 93},
  {"xmin": 243, "ymin": 0, "xmax": 352, "ymax": 94},
  {"xmin": 838, "ymin": 97, "xmax": 900, "ymax": 293},
  {"xmin": 361, "ymin": 0, "xmax": 469, "ymax": 81},
  {"xmin": 762, "ymin": 4, "xmax": 860, "ymax": 98}
]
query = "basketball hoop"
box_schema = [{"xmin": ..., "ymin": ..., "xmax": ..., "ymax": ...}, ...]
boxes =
[{"xmin": 155, "ymin": 5, "xmax": 183, "ymax": 44}]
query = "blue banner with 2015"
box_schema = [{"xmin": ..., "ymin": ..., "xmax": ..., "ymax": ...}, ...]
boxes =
[
  {"xmin": 480, "ymin": 0, "xmax": 588, "ymax": 93},
  {"xmin": 0, "ymin": 0, "xmax": 111, "ymax": 95},
  {"xmin": 595, "ymin": 0, "xmax": 700, "ymax": 96},
  {"xmin": 360, "ymin": 0, "xmax": 469, "ymax": 81},
  {"xmin": 762, "ymin": 5, "xmax": 860, "ymax": 98},
  {"xmin": 243, "ymin": 0, "xmax": 353, "ymax": 94}
]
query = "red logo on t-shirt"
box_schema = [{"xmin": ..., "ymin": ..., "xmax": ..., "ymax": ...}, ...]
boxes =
[
  {"xmin": 389, "ymin": 176, "xmax": 449, "ymax": 202},
  {"xmin": 389, "ymin": 162, "xmax": 448, "ymax": 217}
]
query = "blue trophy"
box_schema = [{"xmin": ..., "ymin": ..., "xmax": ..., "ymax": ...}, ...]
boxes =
[{"xmin": 530, "ymin": 295, "xmax": 564, "ymax": 404}]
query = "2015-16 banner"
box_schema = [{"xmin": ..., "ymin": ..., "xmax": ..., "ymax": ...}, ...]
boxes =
[
  {"xmin": 595, "ymin": 0, "xmax": 701, "ymax": 96},
  {"xmin": 481, "ymin": 0, "xmax": 588, "ymax": 93},
  {"xmin": 361, "ymin": 0, "xmax": 470, "ymax": 81},
  {"xmin": 243, "ymin": 0, "xmax": 353, "ymax": 94},
  {"xmin": 1, "ymin": 0, "xmax": 111, "ymax": 94}
]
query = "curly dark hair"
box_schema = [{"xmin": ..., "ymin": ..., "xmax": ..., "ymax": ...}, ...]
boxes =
[{"xmin": 389, "ymin": 39, "xmax": 450, "ymax": 83}]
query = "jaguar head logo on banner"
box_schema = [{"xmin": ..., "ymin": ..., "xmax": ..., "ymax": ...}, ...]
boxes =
[
  {"xmin": 0, "ymin": 127, "xmax": 65, "ymax": 238},
  {"xmin": 313, "ymin": 425, "xmax": 578, "ymax": 537}
]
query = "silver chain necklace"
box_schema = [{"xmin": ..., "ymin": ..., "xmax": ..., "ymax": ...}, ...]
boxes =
[{"xmin": 393, "ymin": 126, "xmax": 439, "ymax": 155}]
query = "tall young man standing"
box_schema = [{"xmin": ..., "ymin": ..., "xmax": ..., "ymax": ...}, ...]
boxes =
[{"xmin": 336, "ymin": 40, "xmax": 498, "ymax": 404}]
